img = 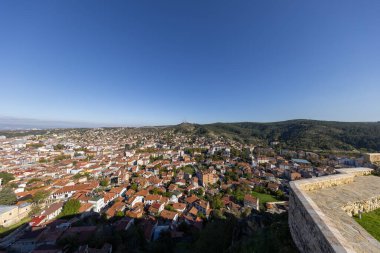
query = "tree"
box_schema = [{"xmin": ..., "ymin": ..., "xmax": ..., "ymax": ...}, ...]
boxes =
[
  {"xmin": 0, "ymin": 172, "xmax": 15, "ymax": 185},
  {"xmin": 165, "ymin": 205, "xmax": 175, "ymax": 211},
  {"xmin": 39, "ymin": 158, "xmax": 48, "ymax": 163},
  {"xmin": 54, "ymin": 154, "xmax": 70, "ymax": 163},
  {"xmin": 210, "ymin": 195, "xmax": 224, "ymax": 210},
  {"xmin": 115, "ymin": 210, "xmax": 124, "ymax": 217},
  {"xmin": 100, "ymin": 179, "xmax": 109, "ymax": 187},
  {"xmin": 54, "ymin": 144, "xmax": 65, "ymax": 150},
  {"xmin": 275, "ymin": 190, "xmax": 285, "ymax": 200},
  {"xmin": 29, "ymin": 205, "xmax": 42, "ymax": 217},
  {"xmin": 0, "ymin": 188, "xmax": 17, "ymax": 205},
  {"xmin": 130, "ymin": 183, "xmax": 138, "ymax": 191},
  {"xmin": 32, "ymin": 190, "xmax": 50, "ymax": 204},
  {"xmin": 193, "ymin": 188, "xmax": 204, "ymax": 197},
  {"xmin": 212, "ymin": 209, "xmax": 225, "ymax": 219},
  {"xmin": 61, "ymin": 199, "xmax": 81, "ymax": 216},
  {"xmin": 149, "ymin": 188, "xmax": 162, "ymax": 195},
  {"xmin": 27, "ymin": 178, "xmax": 42, "ymax": 185}
]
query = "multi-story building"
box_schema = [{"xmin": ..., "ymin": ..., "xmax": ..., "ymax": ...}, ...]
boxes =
[
  {"xmin": 197, "ymin": 169, "xmax": 217, "ymax": 187},
  {"xmin": 0, "ymin": 203, "xmax": 32, "ymax": 227}
]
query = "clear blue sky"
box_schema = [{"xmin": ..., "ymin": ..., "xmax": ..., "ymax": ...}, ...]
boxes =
[{"xmin": 0, "ymin": 1, "xmax": 379, "ymax": 126}]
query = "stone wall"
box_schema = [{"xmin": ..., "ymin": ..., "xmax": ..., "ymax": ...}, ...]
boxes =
[
  {"xmin": 289, "ymin": 168, "xmax": 373, "ymax": 253},
  {"xmin": 364, "ymin": 153, "xmax": 380, "ymax": 163},
  {"xmin": 294, "ymin": 168, "xmax": 372, "ymax": 192},
  {"xmin": 342, "ymin": 195, "xmax": 380, "ymax": 216},
  {"xmin": 296, "ymin": 174, "xmax": 354, "ymax": 191},
  {"xmin": 289, "ymin": 189, "xmax": 338, "ymax": 253}
]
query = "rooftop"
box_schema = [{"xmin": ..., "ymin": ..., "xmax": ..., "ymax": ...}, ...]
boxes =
[
  {"xmin": 0, "ymin": 205, "xmax": 17, "ymax": 214},
  {"xmin": 291, "ymin": 158, "xmax": 310, "ymax": 164}
]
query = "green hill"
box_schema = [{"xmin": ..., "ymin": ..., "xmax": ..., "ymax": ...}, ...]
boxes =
[{"xmin": 174, "ymin": 120, "xmax": 380, "ymax": 152}]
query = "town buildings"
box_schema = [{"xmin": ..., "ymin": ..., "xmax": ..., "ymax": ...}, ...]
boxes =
[{"xmin": 0, "ymin": 127, "xmax": 372, "ymax": 252}]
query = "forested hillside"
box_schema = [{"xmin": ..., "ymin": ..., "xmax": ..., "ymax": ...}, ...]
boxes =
[{"xmin": 174, "ymin": 120, "xmax": 380, "ymax": 152}]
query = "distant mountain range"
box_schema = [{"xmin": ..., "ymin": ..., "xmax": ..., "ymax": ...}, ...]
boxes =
[
  {"xmin": 171, "ymin": 120, "xmax": 380, "ymax": 152},
  {"xmin": 0, "ymin": 116, "xmax": 102, "ymax": 130}
]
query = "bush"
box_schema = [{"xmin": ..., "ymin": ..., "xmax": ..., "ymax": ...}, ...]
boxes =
[
  {"xmin": 0, "ymin": 172, "xmax": 15, "ymax": 185},
  {"xmin": 61, "ymin": 199, "xmax": 81, "ymax": 216},
  {"xmin": 0, "ymin": 188, "xmax": 16, "ymax": 205}
]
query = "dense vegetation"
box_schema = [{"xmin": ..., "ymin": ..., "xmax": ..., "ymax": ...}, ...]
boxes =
[
  {"xmin": 61, "ymin": 199, "xmax": 81, "ymax": 217},
  {"xmin": 0, "ymin": 172, "xmax": 15, "ymax": 185},
  {"xmin": 0, "ymin": 188, "xmax": 17, "ymax": 205},
  {"xmin": 174, "ymin": 120, "xmax": 380, "ymax": 152}
]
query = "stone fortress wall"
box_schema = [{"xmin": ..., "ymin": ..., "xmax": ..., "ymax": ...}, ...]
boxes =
[
  {"xmin": 342, "ymin": 195, "xmax": 380, "ymax": 217},
  {"xmin": 364, "ymin": 153, "xmax": 380, "ymax": 163},
  {"xmin": 289, "ymin": 168, "xmax": 378, "ymax": 253}
]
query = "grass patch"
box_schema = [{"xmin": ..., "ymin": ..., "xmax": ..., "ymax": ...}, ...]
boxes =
[
  {"xmin": 0, "ymin": 217, "xmax": 31, "ymax": 238},
  {"xmin": 354, "ymin": 209, "xmax": 380, "ymax": 241},
  {"xmin": 251, "ymin": 191, "xmax": 279, "ymax": 210}
]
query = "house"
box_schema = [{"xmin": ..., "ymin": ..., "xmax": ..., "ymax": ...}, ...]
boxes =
[
  {"xmin": 88, "ymin": 196, "xmax": 105, "ymax": 212},
  {"xmin": 30, "ymin": 215, "xmax": 47, "ymax": 227},
  {"xmin": 185, "ymin": 195, "xmax": 199, "ymax": 206},
  {"xmin": 79, "ymin": 203, "xmax": 94, "ymax": 216},
  {"xmin": 105, "ymin": 200, "xmax": 125, "ymax": 218},
  {"xmin": 159, "ymin": 210, "xmax": 178, "ymax": 222},
  {"xmin": 194, "ymin": 200, "xmax": 210, "ymax": 216},
  {"xmin": 148, "ymin": 203, "xmax": 164, "ymax": 215},
  {"xmin": 197, "ymin": 169, "xmax": 217, "ymax": 187},
  {"xmin": 103, "ymin": 192, "xmax": 118, "ymax": 205},
  {"xmin": 135, "ymin": 189, "xmax": 149, "ymax": 198},
  {"xmin": 30, "ymin": 202, "xmax": 64, "ymax": 227},
  {"xmin": 126, "ymin": 203, "xmax": 144, "ymax": 218},
  {"xmin": 109, "ymin": 186, "xmax": 127, "ymax": 197},
  {"xmin": 171, "ymin": 203, "xmax": 186, "ymax": 213},
  {"xmin": 188, "ymin": 206, "xmax": 198, "ymax": 217},
  {"xmin": 51, "ymin": 183, "xmax": 96, "ymax": 200},
  {"xmin": 267, "ymin": 182, "xmax": 280, "ymax": 192},
  {"xmin": 244, "ymin": 195, "xmax": 259, "ymax": 211},
  {"xmin": 113, "ymin": 217, "xmax": 134, "ymax": 231},
  {"xmin": 257, "ymin": 157, "xmax": 270, "ymax": 164},
  {"xmin": 127, "ymin": 195, "xmax": 144, "ymax": 208},
  {"xmin": 41, "ymin": 202, "xmax": 64, "ymax": 221},
  {"xmin": 289, "ymin": 172, "xmax": 302, "ymax": 181},
  {"xmin": 144, "ymin": 195, "xmax": 162, "ymax": 206},
  {"xmin": 0, "ymin": 202, "xmax": 32, "ymax": 227},
  {"xmin": 169, "ymin": 195, "xmax": 178, "ymax": 203},
  {"xmin": 139, "ymin": 217, "xmax": 156, "ymax": 242}
]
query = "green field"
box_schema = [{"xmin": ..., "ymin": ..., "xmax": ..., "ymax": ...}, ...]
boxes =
[
  {"xmin": 251, "ymin": 191, "xmax": 279, "ymax": 210},
  {"xmin": 354, "ymin": 209, "xmax": 380, "ymax": 241}
]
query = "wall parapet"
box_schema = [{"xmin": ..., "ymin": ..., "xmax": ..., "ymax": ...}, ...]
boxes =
[
  {"xmin": 293, "ymin": 168, "xmax": 373, "ymax": 192},
  {"xmin": 289, "ymin": 167, "xmax": 374, "ymax": 253}
]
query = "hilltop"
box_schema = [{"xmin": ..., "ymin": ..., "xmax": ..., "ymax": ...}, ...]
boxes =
[{"xmin": 172, "ymin": 120, "xmax": 380, "ymax": 152}]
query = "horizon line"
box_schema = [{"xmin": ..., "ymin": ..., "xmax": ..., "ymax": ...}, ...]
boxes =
[{"xmin": 0, "ymin": 115, "xmax": 379, "ymax": 131}]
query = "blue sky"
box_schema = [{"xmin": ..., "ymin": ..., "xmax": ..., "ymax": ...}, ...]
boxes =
[{"xmin": 0, "ymin": 1, "xmax": 379, "ymax": 126}]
